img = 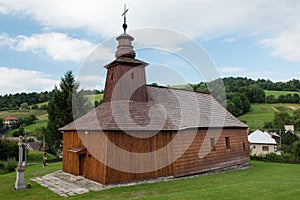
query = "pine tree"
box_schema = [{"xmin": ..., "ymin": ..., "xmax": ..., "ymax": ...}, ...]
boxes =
[{"xmin": 45, "ymin": 71, "xmax": 92, "ymax": 154}]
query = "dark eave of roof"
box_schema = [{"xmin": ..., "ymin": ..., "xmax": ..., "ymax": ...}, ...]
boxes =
[{"xmin": 104, "ymin": 57, "xmax": 148, "ymax": 69}]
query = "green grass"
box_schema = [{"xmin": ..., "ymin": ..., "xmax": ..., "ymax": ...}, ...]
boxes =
[
  {"xmin": 23, "ymin": 120, "xmax": 48, "ymax": 134},
  {"xmin": 5, "ymin": 120, "xmax": 48, "ymax": 137},
  {"xmin": 35, "ymin": 101, "xmax": 48, "ymax": 107},
  {"xmin": 0, "ymin": 161, "xmax": 299, "ymax": 199},
  {"xmin": 27, "ymin": 150, "xmax": 56, "ymax": 163},
  {"xmin": 238, "ymin": 103, "xmax": 300, "ymax": 131},
  {"xmin": 86, "ymin": 93, "xmax": 104, "ymax": 104},
  {"xmin": 264, "ymin": 90, "xmax": 300, "ymax": 98}
]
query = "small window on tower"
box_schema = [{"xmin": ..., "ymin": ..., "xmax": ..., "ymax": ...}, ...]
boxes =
[
  {"xmin": 131, "ymin": 72, "xmax": 134, "ymax": 79},
  {"xmin": 225, "ymin": 137, "xmax": 230, "ymax": 149},
  {"xmin": 210, "ymin": 138, "xmax": 216, "ymax": 150}
]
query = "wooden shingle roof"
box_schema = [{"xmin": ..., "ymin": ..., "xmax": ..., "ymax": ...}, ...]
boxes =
[{"xmin": 60, "ymin": 86, "xmax": 248, "ymax": 131}]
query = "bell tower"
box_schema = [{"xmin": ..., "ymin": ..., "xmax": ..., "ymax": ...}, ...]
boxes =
[{"xmin": 103, "ymin": 5, "xmax": 148, "ymax": 103}]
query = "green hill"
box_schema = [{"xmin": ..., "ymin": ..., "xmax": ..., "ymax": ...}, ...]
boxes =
[
  {"xmin": 238, "ymin": 103, "xmax": 300, "ymax": 131},
  {"xmin": 1, "ymin": 94, "xmax": 104, "ymax": 138}
]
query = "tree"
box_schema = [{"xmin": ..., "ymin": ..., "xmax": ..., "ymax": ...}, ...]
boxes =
[
  {"xmin": 0, "ymin": 118, "xmax": 3, "ymax": 130},
  {"xmin": 31, "ymin": 104, "xmax": 39, "ymax": 109},
  {"xmin": 0, "ymin": 140, "xmax": 18, "ymax": 161},
  {"xmin": 45, "ymin": 71, "xmax": 92, "ymax": 154},
  {"xmin": 265, "ymin": 95, "xmax": 276, "ymax": 103},
  {"xmin": 12, "ymin": 127, "xmax": 24, "ymax": 137},
  {"xmin": 292, "ymin": 109, "xmax": 300, "ymax": 131},
  {"xmin": 291, "ymin": 94, "xmax": 300, "ymax": 103},
  {"xmin": 263, "ymin": 122, "xmax": 273, "ymax": 130},
  {"xmin": 277, "ymin": 95, "xmax": 285, "ymax": 103},
  {"xmin": 239, "ymin": 93, "xmax": 251, "ymax": 113},
  {"xmin": 226, "ymin": 93, "xmax": 250, "ymax": 117},
  {"xmin": 245, "ymin": 85, "xmax": 265, "ymax": 103},
  {"xmin": 20, "ymin": 102, "xmax": 29, "ymax": 110},
  {"xmin": 292, "ymin": 141, "xmax": 300, "ymax": 159},
  {"xmin": 273, "ymin": 112, "xmax": 292, "ymax": 130},
  {"xmin": 281, "ymin": 133, "xmax": 299, "ymax": 153}
]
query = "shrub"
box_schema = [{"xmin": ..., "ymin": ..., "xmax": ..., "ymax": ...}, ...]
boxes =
[
  {"xmin": 0, "ymin": 140, "xmax": 18, "ymax": 161},
  {"xmin": 292, "ymin": 141, "xmax": 300, "ymax": 159},
  {"xmin": 0, "ymin": 157, "xmax": 17, "ymax": 174},
  {"xmin": 27, "ymin": 150, "xmax": 56, "ymax": 163},
  {"xmin": 4, "ymin": 157, "xmax": 17, "ymax": 172}
]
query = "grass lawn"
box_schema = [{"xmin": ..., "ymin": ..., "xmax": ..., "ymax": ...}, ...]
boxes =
[
  {"xmin": 23, "ymin": 120, "xmax": 48, "ymax": 135},
  {"xmin": 238, "ymin": 103, "xmax": 300, "ymax": 131},
  {"xmin": 264, "ymin": 90, "xmax": 300, "ymax": 98},
  {"xmin": 0, "ymin": 161, "xmax": 299, "ymax": 199},
  {"xmin": 27, "ymin": 150, "xmax": 56, "ymax": 164}
]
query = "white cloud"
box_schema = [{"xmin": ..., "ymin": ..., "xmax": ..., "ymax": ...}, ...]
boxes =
[
  {"xmin": 15, "ymin": 32, "xmax": 96, "ymax": 62},
  {"xmin": 0, "ymin": 1, "xmax": 298, "ymax": 37},
  {"xmin": 0, "ymin": 67, "xmax": 58, "ymax": 95},
  {"xmin": 0, "ymin": 32, "xmax": 115, "ymax": 63},
  {"xmin": 0, "ymin": 4, "xmax": 8, "ymax": 14},
  {"xmin": 219, "ymin": 67, "xmax": 246, "ymax": 73},
  {"xmin": 222, "ymin": 38, "xmax": 236, "ymax": 43},
  {"xmin": 0, "ymin": 33, "xmax": 15, "ymax": 47},
  {"xmin": 259, "ymin": 28, "xmax": 300, "ymax": 62},
  {"xmin": 0, "ymin": 0, "xmax": 299, "ymax": 62}
]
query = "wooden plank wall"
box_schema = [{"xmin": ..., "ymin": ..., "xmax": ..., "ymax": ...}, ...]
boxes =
[
  {"xmin": 172, "ymin": 128, "xmax": 249, "ymax": 177},
  {"xmin": 103, "ymin": 65, "xmax": 148, "ymax": 102},
  {"xmin": 104, "ymin": 131, "xmax": 174, "ymax": 184},
  {"xmin": 62, "ymin": 131, "xmax": 82, "ymax": 175},
  {"xmin": 63, "ymin": 128, "xmax": 249, "ymax": 184},
  {"xmin": 63, "ymin": 131, "xmax": 107, "ymax": 183}
]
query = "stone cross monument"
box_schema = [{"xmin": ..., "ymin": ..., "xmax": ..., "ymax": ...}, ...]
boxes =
[{"xmin": 15, "ymin": 136, "xmax": 26, "ymax": 190}]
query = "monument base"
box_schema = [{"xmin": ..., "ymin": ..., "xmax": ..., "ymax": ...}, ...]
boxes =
[{"xmin": 15, "ymin": 166, "xmax": 26, "ymax": 190}]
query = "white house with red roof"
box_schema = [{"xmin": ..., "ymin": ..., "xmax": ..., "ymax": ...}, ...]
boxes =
[{"xmin": 3, "ymin": 116, "xmax": 19, "ymax": 126}]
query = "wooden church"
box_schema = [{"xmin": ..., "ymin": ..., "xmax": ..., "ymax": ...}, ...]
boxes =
[{"xmin": 60, "ymin": 14, "xmax": 249, "ymax": 184}]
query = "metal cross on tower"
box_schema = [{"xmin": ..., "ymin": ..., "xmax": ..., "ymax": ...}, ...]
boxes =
[{"xmin": 122, "ymin": 4, "xmax": 129, "ymax": 32}]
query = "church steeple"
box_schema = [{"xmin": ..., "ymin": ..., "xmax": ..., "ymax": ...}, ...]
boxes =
[
  {"xmin": 115, "ymin": 4, "xmax": 136, "ymax": 59},
  {"xmin": 102, "ymin": 6, "xmax": 149, "ymax": 103},
  {"xmin": 115, "ymin": 33, "xmax": 136, "ymax": 59}
]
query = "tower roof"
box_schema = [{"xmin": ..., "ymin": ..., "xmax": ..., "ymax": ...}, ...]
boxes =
[{"xmin": 115, "ymin": 33, "xmax": 136, "ymax": 59}]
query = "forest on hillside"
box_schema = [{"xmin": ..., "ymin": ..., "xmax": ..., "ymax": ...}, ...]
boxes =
[
  {"xmin": 188, "ymin": 77, "xmax": 300, "ymax": 117},
  {"xmin": 1, "ymin": 77, "xmax": 300, "ymax": 116},
  {"xmin": 0, "ymin": 90, "xmax": 102, "ymax": 111}
]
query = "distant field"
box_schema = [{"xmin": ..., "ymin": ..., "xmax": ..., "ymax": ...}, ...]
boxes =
[
  {"xmin": 23, "ymin": 120, "xmax": 48, "ymax": 134},
  {"xmin": 0, "ymin": 109, "xmax": 47, "ymax": 120},
  {"xmin": 264, "ymin": 90, "xmax": 300, "ymax": 98},
  {"xmin": 5, "ymin": 120, "xmax": 48, "ymax": 137},
  {"xmin": 35, "ymin": 101, "xmax": 48, "ymax": 107},
  {"xmin": 1, "ymin": 94, "xmax": 103, "ymax": 137},
  {"xmin": 86, "ymin": 93, "xmax": 104, "ymax": 103},
  {"xmin": 238, "ymin": 103, "xmax": 300, "ymax": 131},
  {"xmin": 0, "ymin": 161, "xmax": 299, "ymax": 199}
]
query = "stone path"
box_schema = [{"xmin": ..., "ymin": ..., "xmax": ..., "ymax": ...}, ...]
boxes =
[{"xmin": 31, "ymin": 170, "xmax": 104, "ymax": 197}]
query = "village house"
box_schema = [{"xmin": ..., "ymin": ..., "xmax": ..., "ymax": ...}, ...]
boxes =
[
  {"xmin": 3, "ymin": 116, "xmax": 18, "ymax": 127},
  {"xmin": 248, "ymin": 129, "xmax": 277, "ymax": 155},
  {"xmin": 59, "ymin": 19, "xmax": 250, "ymax": 184}
]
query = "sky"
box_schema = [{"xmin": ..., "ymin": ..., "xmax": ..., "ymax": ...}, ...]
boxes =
[{"xmin": 0, "ymin": 0, "xmax": 300, "ymax": 95}]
